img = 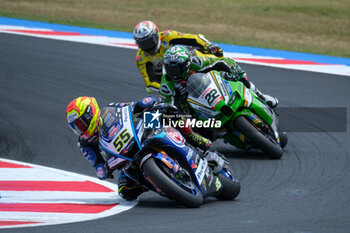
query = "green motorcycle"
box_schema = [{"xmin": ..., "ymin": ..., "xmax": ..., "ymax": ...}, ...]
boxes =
[{"xmin": 185, "ymin": 71, "xmax": 287, "ymax": 159}]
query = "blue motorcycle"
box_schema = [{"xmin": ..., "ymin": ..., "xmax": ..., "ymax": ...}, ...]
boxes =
[{"xmin": 99, "ymin": 105, "xmax": 240, "ymax": 207}]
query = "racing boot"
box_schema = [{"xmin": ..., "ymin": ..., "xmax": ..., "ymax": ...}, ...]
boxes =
[
  {"xmin": 117, "ymin": 171, "xmax": 147, "ymax": 201},
  {"xmin": 177, "ymin": 119, "xmax": 212, "ymax": 151},
  {"xmin": 249, "ymin": 82, "xmax": 278, "ymax": 108},
  {"xmin": 186, "ymin": 132, "xmax": 212, "ymax": 152}
]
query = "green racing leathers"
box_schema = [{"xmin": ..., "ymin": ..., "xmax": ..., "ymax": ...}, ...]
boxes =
[{"xmin": 159, "ymin": 47, "xmax": 246, "ymax": 108}]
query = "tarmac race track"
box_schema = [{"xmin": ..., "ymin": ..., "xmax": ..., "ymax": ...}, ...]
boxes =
[{"xmin": 0, "ymin": 33, "xmax": 349, "ymax": 233}]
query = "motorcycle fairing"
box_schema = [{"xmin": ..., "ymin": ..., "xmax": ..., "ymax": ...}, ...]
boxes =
[
  {"xmin": 99, "ymin": 106, "xmax": 142, "ymax": 160},
  {"xmin": 146, "ymin": 127, "xmax": 214, "ymax": 194}
]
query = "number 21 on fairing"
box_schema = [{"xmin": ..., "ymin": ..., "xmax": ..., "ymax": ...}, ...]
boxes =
[{"xmin": 113, "ymin": 128, "xmax": 131, "ymax": 153}]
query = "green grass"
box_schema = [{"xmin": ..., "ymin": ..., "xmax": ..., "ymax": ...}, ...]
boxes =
[{"xmin": 0, "ymin": 0, "xmax": 349, "ymax": 57}]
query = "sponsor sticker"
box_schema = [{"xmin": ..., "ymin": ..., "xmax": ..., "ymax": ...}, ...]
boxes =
[
  {"xmin": 165, "ymin": 127, "xmax": 185, "ymax": 145},
  {"xmin": 215, "ymin": 178, "xmax": 222, "ymax": 191},
  {"xmin": 108, "ymin": 126, "xmax": 119, "ymax": 137},
  {"xmin": 186, "ymin": 149, "xmax": 194, "ymax": 161},
  {"xmin": 195, "ymin": 158, "xmax": 207, "ymax": 184}
]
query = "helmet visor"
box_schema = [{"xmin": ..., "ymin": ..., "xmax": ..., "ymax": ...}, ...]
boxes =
[
  {"xmin": 71, "ymin": 118, "xmax": 88, "ymax": 135},
  {"xmin": 136, "ymin": 33, "xmax": 159, "ymax": 53},
  {"xmin": 69, "ymin": 106, "xmax": 93, "ymax": 136}
]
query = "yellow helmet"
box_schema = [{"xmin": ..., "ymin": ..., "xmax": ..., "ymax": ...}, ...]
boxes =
[{"xmin": 66, "ymin": 96, "xmax": 101, "ymax": 139}]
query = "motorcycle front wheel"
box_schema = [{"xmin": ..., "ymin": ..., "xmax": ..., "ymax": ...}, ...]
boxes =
[
  {"xmin": 234, "ymin": 116, "xmax": 283, "ymax": 159},
  {"xmin": 142, "ymin": 157, "xmax": 203, "ymax": 208}
]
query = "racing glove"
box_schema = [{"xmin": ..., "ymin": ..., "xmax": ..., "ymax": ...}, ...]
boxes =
[
  {"xmin": 206, "ymin": 43, "xmax": 224, "ymax": 57},
  {"xmin": 174, "ymin": 81, "xmax": 188, "ymax": 97},
  {"xmin": 151, "ymin": 102, "xmax": 178, "ymax": 114},
  {"xmin": 138, "ymin": 97, "xmax": 157, "ymax": 110},
  {"xmin": 221, "ymin": 71, "xmax": 250, "ymax": 87},
  {"xmin": 220, "ymin": 71, "xmax": 240, "ymax": 82},
  {"xmin": 79, "ymin": 144, "xmax": 113, "ymax": 180}
]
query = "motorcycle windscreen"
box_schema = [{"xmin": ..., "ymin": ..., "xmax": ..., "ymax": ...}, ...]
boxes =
[
  {"xmin": 187, "ymin": 73, "xmax": 211, "ymax": 98},
  {"xmin": 187, "ymin": 73, "xmax": 223, "ymax": 110},
  {"xmin": 99, "ymin": 106, "xmax": 140, "ymax": 160}
]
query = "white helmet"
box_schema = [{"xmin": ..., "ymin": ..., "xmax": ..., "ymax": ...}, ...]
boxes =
[{"xmin": 133, "ymin": 21, "xmax": 160, "ymax": 54}]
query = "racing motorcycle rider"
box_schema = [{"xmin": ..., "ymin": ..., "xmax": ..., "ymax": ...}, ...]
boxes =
[
  {"xmin": 134, "ymin": 20, "xmax": 223, "ymax": 93},
  {"xmin": 66, "ymin": 96, "xmax": 216, "ymax": 201},
  {"xmin": 160, "ymin": 45, "xmax": 278, "ymax": 110}
]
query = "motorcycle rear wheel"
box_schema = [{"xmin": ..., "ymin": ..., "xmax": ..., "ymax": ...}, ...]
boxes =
[{"xmin": 142, "ymin": 157, "xmax": 203, "ymax": 208}]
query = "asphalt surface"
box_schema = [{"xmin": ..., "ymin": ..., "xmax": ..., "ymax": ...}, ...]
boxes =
[{"xmin": 0, "ymin": 33, "xmax": 349, "ymax": 233}]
